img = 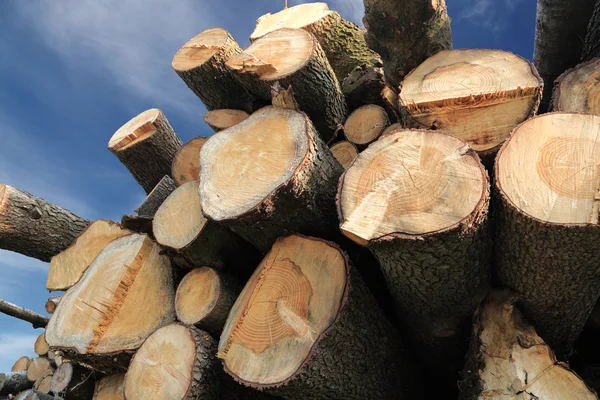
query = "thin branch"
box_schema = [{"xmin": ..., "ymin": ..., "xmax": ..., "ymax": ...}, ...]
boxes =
[{"xmin": 0, "ymin": 299, "xmax": 49, "ymax": 329}]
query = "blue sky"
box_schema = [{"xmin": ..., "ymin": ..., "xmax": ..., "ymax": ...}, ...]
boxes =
[{"xmin": 0, "ymin": 0, "xmax": 535, "ymax": 371}]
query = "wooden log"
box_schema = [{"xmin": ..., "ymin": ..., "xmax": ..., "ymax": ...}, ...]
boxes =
[
  {"xmin": 534, "ymin": 0, "xmax": 596, "ymax": 111},
  {"xmin": 343, "ymin": 104, "xmax": 389, "ymax": 148},
  {"xmin": 199, "ymin": 106, "xmax": 343, "ymax": 253},
  {"xmin": 124, "ymin": 324, "xmax": 221, "ymax": 400},
  {"xmin": 460, "ymin": 291, "xmax": 597, "ymax": 399},
  {"xmin": 50, "ymin": 362, "xmax": 96, "ymax": 400},
  {"xmin": 0, "ymin": 372, "xmax": 31, "ymax": 396},
  {"xmin": 175, "ymin": 267, "xmax": 239, "ymax": 336},
  {"xmin": 108, "ymin": 108, "xmax": 183, "ymax": 194},
  {"xmin": 342, "ymin": 60, "xmax": 385, "ymax": 110},
  {"xmin": 363, "ymin": 0, "xmax": 452, "ymax": 88},
  {"xmin": 270, "ymin": 82, "xmax": 300, "ymax": 111},
  {"xmin": 32, "ymin": 371, "xmax": 52, "ymax": 394},
  {"xmin": 172, "ymin": 28, "xmax": 255, "ymax": 112},
  {"xmin": 338, "ymin": 129, "xmax": 491, "ymax": 379},
  {"xmin": 46, "ymin": 220, "xmax": 132, "ymax": 291},
  {"xmin": 329, "ymin": 140, "xmax": 358, "ymax": 169},
  {"xmin": 171, "ymin": 138, "xmax": 207, "ymax": 187},
  {"xmin": 203, "ymin": 110, "xmax": 249, "ymax": 132},
  {"xmin": 494, "ymin": 112, "xmax": 600, "ymax": 358},
  {"xmin": 583, "ymin": 1, "xmax": 600, "ymax": 61},
  {"xmin": 11, "ymin": 357, "xmax": 31, "ymax": 372},
  {"xmin": 399, "ymin": 49, "xmax": 543, "ymax": 158},
  {"xmin": 218, "ymin": 234, "xmax": 419, "ymax": 399},
  {"xmin": 93, "ymin": 374, "xmax": 124, "ymax": 400},
  {"xmin": 0, "ymin": 300, "xmax": 48, "ymax": 329},
  {"xmin": 250, "ymin": 2, "xmax": 379, "ymax": 82},
  {"xmin": 226, "ymin": 28, "xmax": 347, "ymax": 142},
  {"xmin": 380, "ymin": 122, "xmax": 402, "ymax": 138},
  {"xmin": 44, "ymin": 297, "xmax": 61, "ymax": 315},
  {"xmin": 45, "ymin": 234, "xmax": 176, "ymax": 373},
  {"xmin": 0, "ymin": 184, "xmax": 90, "ymax": 262},
  {"xmin": 34, "ymin": 333, "xmax": 49, "ymax": 357},
  {"xmin": 14, "ymin": 390, "xmax": 54, "ymax": 400},
  {"xmin": 552, "ymin": 58, "xmax": 600, "ymax": 114},
  {"xmin": 380, "ymin": 85, "xmax": 400, "ymax": 122},
  {"xmin": 26, "ymin": 359, "xmax": 52, "ymax": 383},
  {"xmin": 153, "ymin": 180, "xmax": 259, "ymax": 272},
  {"xmin": 135, "ymin": 175, "xmax": 176, "ymax": 217}
]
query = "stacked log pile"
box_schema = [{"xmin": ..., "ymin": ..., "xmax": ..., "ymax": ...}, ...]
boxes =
[{"xmin": 1, "ymin": 1, "xmax": 600, "ymax": 399}]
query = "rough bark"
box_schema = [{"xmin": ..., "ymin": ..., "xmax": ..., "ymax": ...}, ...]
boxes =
[
  {"xmin": 172, "ymin": 28, "xmax": 255, "ymax": 112},
  {"xmin": 341, "ymin": 60, "xmax": 386, "ymax": 111},
  {"xmin": 363, "ymin": 0, "xmax": 452, "ymax": 88},
  {"xmin": 199, "ymin": 107, "xmax": 344, "ymax": 253},
  {"xmin": 552, "ymin": 58, "xmax": 600, "ymax": 114},
  {"xmin": 109, "ymin": 108, "xmax": 183, "ymax": 194},
  {"xmin": 226, "ymin": 28, "xmax": 347, "ymax": 142},
  {"xmin": 0, "ymin": 372, "xmax": 31, "ymax": 396},
  {"xmin": 0, "ymin": 299, "xmax": 48, "ymax": 329},
  {"xmin": 337, "ymin": 130, "xmax": 492, "ymax": 381},
  {"xmin": 50, "ymin": 362, "xmax": 97, "ymax": 400},
  {"xmin": 219, "ymin": 235, "xmax": 420, "ymax": 399},
  {"xmin": 134, "ymin": 175, "xmax": 175, "ymax": 217},
  {"xmin": 44, "ymin": 297, "xmax": 61, "ymax": 315},
  {"xmin": 14, "ymin": 390, "xmax": 55, "ymax": 400},
  {"xmin": 0, "ymin": 184, "xmax": 90, "ymax": 262},
  {"xmin": 460, "ymin": 291, "xmax": 597, "ymax": 399},
  {"xmin": 534, "ymin": 0, "xmax": 596, "ymax": 112},
  {"xmin": 93, "ymin": 374, "xmax": 125, "ymax": 400},
  {"xmin": 583, "ymin": 1, "xmax": 600, "ymax": 61},
  {"xmin": 494, "ymin": 112, "xmax": 600, "ymax": 358}
]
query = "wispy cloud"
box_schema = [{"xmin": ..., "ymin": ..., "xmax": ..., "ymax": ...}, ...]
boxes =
[
  {"xmin": 456, "ymin": 0, "xmax": 524, "ymax": 32},
  {"xmin": 0, "ymin": 332, "xmax": 41, "ymax": 372}
]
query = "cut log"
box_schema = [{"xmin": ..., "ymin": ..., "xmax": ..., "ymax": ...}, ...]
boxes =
[
  {"xmin": 108, "ymin": 108, "xmax": 183, "ymax": 193},
  {"xmin": 14, "ymin": 390, "xmax": 54, "ymax": 400},
  {"xmin": 93, "ymin": 374, "xmax": 125, "ymax": 400},
  {"xmin": 124, "ymin": 324, "xmax": 221, "ymax": 400},
  {"xmin": 34, "ymin": 334, "xmax": 49, "ymax": 357},
  {"xmin": 583, "ymin": 1, "xmax": 600, "ymax": 61},
  {"xmin": 494, "ymin": 112, "xmax": 600, "ymax": 358},
  {"xmin": 380, "ymin": 122, "xmax": 402, "ymax": 138},
  {"xmin": 363, "ymin": 0, "xmax": 452, "ymax": 88},
  {"xmin": 199, "ymin": 106, "xmax": 343, "ymax": 253},
  {"xmin": 218, "ymin": 234, "xmax": 419, "ymax": 399},
  {"xmin": 11, "ymin": 357, "xmax": 31, "ymax": 373},
  {"xmin": 270, "ymin": 83, "xmax": 299, "ymax": 111},
  {"xmin": 32, "ymin": 371, "xmax": 52, "ymax": 394},
  {"xmin": 534, "ymin": 0, "xmax": 596, "ymax": 111},
  {"xmin": 460, "ymin": 291, "xmax": 597, "ymax": 399},
  {"xmin": 171, "ymin": 138, "xmax": 207, "ymax": 187},
  {"xmin": 329, "ymin": 140, "xmax": 358, "ymax": 169},
  {"xmin": 0, "ymin": 372, "xmax": 31, "ymax": 396},
  {"xmin": 338, "ymin": 129, "xmax": 491, "ymax": 378},
  {"xmin": 0, "ymin": 184, "xmax": 90, "ymax": 262},
  {"xmin": 153, "ymin": 180, "xmax": 259, "ymax": 271},
  {"xmin": 50, "ymin": 362, "xmax": 96, "ymax": 400},
  {"xmin": 26, "ymin": 359, "xmax": 52, "ymax": 383},
  {"xmin": 226, "ymin": 28, "xmax": 347, "ymax": 142},
  {"xmin": 552, "ymin": 58, "xmax": 600, "ymax": 114},
  {"xmin": 46, "ymin": 220, "xmax": 132, "ymax": 291},
  {"xmin": 134, "ymin": 175, "xmax": 176, "ymax": 217},
  {"xmin": 381, "ymin": 85, "xmax": 400, "ymax": 122},
  {"xmin": 45, "ymin": 350, "xmax": 55, "ymax": 364},
  {"xmin": 399, "ymin": 49, "xmax": 543, "ymax": 158},
  {"xmin": 45, "ymin": 234, "xmax": 176, "ymax": 373},
  {"xmin": 0, "ymin": 299, "xmax": 48, "ymax": 329},
  {"xmin": 250, "ymin": 2, "xmax": 379, "ymax": 82},
  {"xmin": 203, "ymin": 110, "xmax": 249, "ymax": 132},
  {"xmin": 342, "ymin": 60, "xmax": 385, "ymax": 111},
  {"xmin": 175, "ymin": 267, "xmax": 239, "ymax": 336},
  {"xmin": 172, "ymin": 28, "xmax": 255, "ymax": 112},
  {"xmin": 343, "ymin": 104, "xmax": 389, "ymax": 148},
  {"xmin": 44, "ymin": 297, "xmax": 61, "ymax": 315}
]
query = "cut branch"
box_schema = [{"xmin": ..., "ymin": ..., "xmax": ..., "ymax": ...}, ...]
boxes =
[{"xmin": 0, "ymin": 299, "xmax": 48, "ymax": 329}]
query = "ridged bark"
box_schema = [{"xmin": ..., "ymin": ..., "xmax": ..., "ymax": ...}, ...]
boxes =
[
  {"xmin": 0, "ymin": 184, "xmax": 90, "ymax": 262},
  {"xmin": 0, "ymin": 372, "xmax": 31, "ymax": 396},
  {"xmin": 14, "ymin": 390, "xmax": 55, "ymax": 400},
  {"xmin": 135, "ymin": 175, "xmax": 175, "ymax": 218},
  {"xmin": 583, "ymin": 1, "xmax": 600, "ymax": 61}
]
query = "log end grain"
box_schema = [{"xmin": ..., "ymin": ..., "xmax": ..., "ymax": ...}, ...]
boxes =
[
  {"xmin": 171, "ymin": 138, "xmax": 207, "ymax": 187},
  {"xmin": 343, "ymin": 104, "xmax": 389, "ymax": 146},
  {"xmin": 175, "ymin": 267, "xmax": 222, "ymax": 326},
  {"xmin": 553, "ymin": 58, "xmax": 600, "ymax": 115},
  {"xmin": 93, "ymin": 374, "xmax": 125, "ymax": 400},
  {"xmin": 329, "ymin": 140, "xmax": 358, "ymax": 169},
  {"xmin": 203, "ymin": 110, "xmax": 249, "ymax": 132}
]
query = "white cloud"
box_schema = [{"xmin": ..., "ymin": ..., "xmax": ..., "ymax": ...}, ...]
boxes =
[
  {"xmin": 13, "ymin": 0, "xmax": 214, "ymax": 113},
  {"xmin": 0, "ymin": 332, "xmax": 41, "ymax": 372}
]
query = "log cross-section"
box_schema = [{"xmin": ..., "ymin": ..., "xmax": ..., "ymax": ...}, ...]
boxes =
[
  {"xmin": 552, "ymin": 58, "xmax": 600, "ymax": 114},
  {"xmin": 171, "ymin": 137, "xmax": 208, "ymax": 187}
]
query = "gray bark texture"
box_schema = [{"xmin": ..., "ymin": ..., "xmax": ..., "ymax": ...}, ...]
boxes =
[
  {"xmin": 110, "ymin": 110, "xmax": 183, "ymax": 194},
  {"xmin": 50, "ymin": 362, "xmax": 97, "ymax": 400},
  {"xmin": 493, "ymin": 175, "xmax": 600, "ymax": 359},
  {"xmin": 582, "ymin": 0, "xmax": 600, "ymax": 61},
  {"xmin": 200, "ymin": 111, "xmax": 344, "ymax": 254},
  {"xmin": 0, "ymin": 372, "xmax": 31, "ymax": 396},
  {"xmin": 135, "ymin": 175, "xmax": 176, "ymax": 218},
  {"xmin": 228, "ymin": 29, "xmax": 347, "ymax": 142},
  {"xmin": 0, "ymin": 299, "xmax": 49, "ymax": 329},
  {"xmin": 0, "ymin": 185, "xmax": 90, "ymax": 262},
  {"xmin": 363, "ymin": 0, "xmax": 452, "ymax": 88},
  {"xmin": 534, "ymin": 0, "xmax": 596, "ymax": 112},
  {"xmin": 14, "ymin": 390, "xmax": 55, "ymax": 400},
  {"xmin": 227, "ymin": 244, "xmax": 421, "ymax": 399},
  {"xmin": 173, "ymin": 30, "xmax": 255, "ymax": 113}
]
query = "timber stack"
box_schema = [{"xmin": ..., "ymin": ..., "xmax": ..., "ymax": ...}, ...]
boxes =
[{"xmin": 1, "ymin": 1, "xmax": 600, "ymax": 399}]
